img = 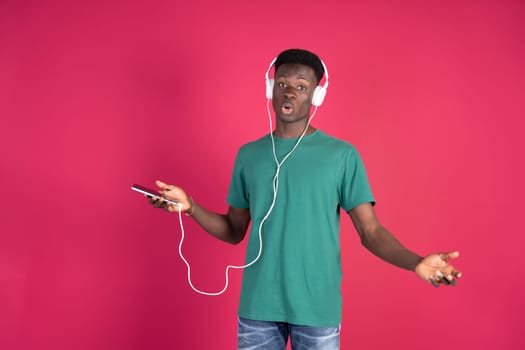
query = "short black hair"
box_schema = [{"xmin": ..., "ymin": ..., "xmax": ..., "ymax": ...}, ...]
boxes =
[{"xmin": 274, "ymin": 49, "xmax": 324, "ymax": 84}]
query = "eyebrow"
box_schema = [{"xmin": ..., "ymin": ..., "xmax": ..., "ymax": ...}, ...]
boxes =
[{"xmin": 276, "ymin": 74, "xmax": 312, "ymax": 82}]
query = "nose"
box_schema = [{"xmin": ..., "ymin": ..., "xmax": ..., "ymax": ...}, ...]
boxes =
[{"xmin": 283, "ymin": 86, "xmax": 296, "ymax": 99}]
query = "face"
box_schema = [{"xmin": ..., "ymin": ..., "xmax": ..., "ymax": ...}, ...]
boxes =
[{"xmin": 271, "ymin": 63, "xmax": 318, "ymax": 125}]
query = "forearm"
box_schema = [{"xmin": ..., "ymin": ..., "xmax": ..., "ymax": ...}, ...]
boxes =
[
  {"xmin": 188, "ymin": 202, "xmax": 247, "ymax": 245},
  {"xmin": 360, "ymin": 225, "xmax": 423, "ymax": 271}
]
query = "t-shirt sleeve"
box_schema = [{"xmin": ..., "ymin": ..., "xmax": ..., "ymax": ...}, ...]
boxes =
[
  {"xmin": 227, "ymin": 148, "xmax": 250, "ymax": 209},
  {"xmin": 340, "ymin": 146, "xmax": 375, "ymax": 212}
]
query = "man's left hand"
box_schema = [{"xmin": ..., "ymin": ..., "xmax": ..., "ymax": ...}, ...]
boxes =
[{"xmin": 415, "ymin": 251, "xmax": 462, "ymax": 287}]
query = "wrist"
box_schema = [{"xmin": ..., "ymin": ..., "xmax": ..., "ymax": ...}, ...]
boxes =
[
  {"xmin": 185, "ymin": 197, "xmax": 195, "ymax": 216},
  {"xmin": 413, "ymin": 256, "xmax": 424, "ymax": 272}
]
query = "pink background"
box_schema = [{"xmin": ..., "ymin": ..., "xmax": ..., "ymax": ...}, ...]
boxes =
[{"xmin": 1, "ymin": 0, "xmax": 524, "ymax": 349}]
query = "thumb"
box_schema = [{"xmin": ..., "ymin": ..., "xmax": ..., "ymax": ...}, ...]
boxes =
[
  {"xmin": 441, "ymin": 251, "xmax": 460, "ymax": 260},
  {"xmin": 156, "ymin": 180, "xmax": 170, "ymax": 189}
]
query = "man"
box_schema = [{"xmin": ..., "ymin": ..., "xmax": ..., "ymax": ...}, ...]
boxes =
[{"xmin": 147, "ymin": 49, "xmax": 462, "ymax": 350}]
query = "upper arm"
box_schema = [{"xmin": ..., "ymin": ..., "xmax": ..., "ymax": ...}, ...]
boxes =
[
  {"xmin": 226, "ymin": 206, "xmax": 251, "ymax": 244},
  {"xmin": 347, "ymin": 202, "xmax": 380, "ymax": 240}
]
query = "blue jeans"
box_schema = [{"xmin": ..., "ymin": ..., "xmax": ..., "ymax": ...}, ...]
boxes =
[{"xmin": 237, "ymin": 316, "xmax": 340, "ymax": 350}]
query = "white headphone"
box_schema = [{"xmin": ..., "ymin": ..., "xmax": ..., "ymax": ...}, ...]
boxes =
[{"xmin": 265, "ymin": 56, "xmax": 329, "ymax": 107}]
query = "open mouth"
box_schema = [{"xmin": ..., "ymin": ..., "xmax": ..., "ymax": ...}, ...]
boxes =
[{"xmin": 281, "ymin": 102, "xmax": 294, "ymax": 115}]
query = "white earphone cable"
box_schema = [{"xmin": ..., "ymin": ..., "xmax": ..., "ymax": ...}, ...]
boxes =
[{"xmin": 174, "ymin": 100, "xmax": 318, "ymax": 296}]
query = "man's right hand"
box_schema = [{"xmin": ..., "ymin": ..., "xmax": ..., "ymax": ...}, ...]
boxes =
[
  {"xmin": 147, "ymin": 180, "xmax": 250, "ymax": 244},
  {"xmin": 148, "ymin": 180, "xmax": 194, "ymax": 214}
]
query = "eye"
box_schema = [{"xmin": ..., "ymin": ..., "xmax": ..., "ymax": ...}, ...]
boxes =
[
  {"xmin": 278, "ymin": 82, "xmax": 287, "ymax": 88},
  {"xmin": 297, "ymin": 85, "xmax": 306, "ymax": 91}
]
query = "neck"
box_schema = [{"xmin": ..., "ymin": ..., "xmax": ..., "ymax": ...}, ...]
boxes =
[{"xmin": 274, "ymin": 124, "xmax": 316, "ymax": 138}]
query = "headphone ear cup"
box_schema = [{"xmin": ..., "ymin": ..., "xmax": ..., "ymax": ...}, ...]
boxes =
[
  {"xmin": 266, "ymin": 79, "xmax": 274, "ymax": 99},
  {"xmin": 312, "ymin": 86, "xmax": 327, "ymax": 106}
]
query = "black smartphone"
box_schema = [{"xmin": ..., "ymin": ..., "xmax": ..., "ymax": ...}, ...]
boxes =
[{"xmin": 131, "ymin": 184, "xmax": 179, "ymax": 205}]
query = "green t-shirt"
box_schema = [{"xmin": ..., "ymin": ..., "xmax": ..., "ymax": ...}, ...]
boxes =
[{"xmin": 227, "ymin": 130, "xmax": 375, "ymax": 327}]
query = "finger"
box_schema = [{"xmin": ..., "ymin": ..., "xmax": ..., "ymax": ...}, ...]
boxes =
[
  {"xmin": 442, "ymin": 272, "xmax": 459, "ymax": 286},
  {"xmin": 156, "ymin": 180, "xmax": 175, "ymax": 191},
  {"xmin": 429, "ymin": 276, "xmax": 440, "ymax": 288},
  {"xmin": 165, "ymin": 203, "xmax": 177, "ymax": 212},
  {"xmin": 443, "ymin": 266, "xmax": 462, "ymax": 280},
  {"xmin": 161, "ymin": 201, "xmax": 171, "ymax": 211},
  {"xmin": 440, "ymin": 251, "xmax": 460, "ymax": 261},
  {"xmin": 155, "ymin": 180, "xmax": 168, "ymax": 188},
  {"xmin": 160, "ymin": 199, "xmax": 170, "ymax": 209},
  {"xmin": 436, "ymin": 271, "xmax": 450, "ymax": 286}
]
